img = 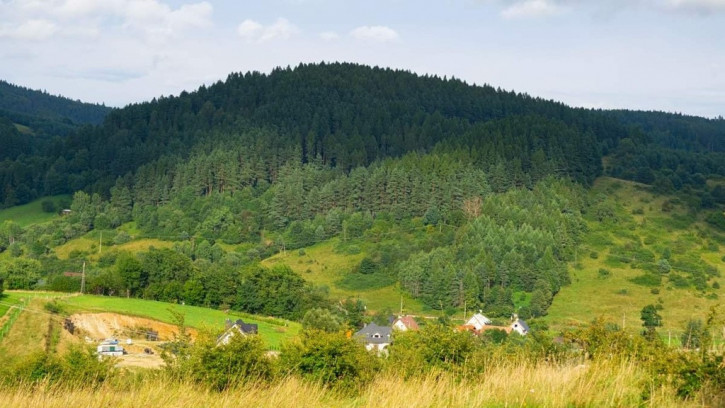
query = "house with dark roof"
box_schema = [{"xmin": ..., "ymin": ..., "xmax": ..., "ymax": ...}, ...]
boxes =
[
  {"xmin": 216, "ymin": 319, "xmax": 259, "ymax": 346},
  {"xmin": 354, "ymin": 322, "xmax": 392, "ymax": 352},
  {"xmin": 392, "ymin": 315, "xmax": 419, "ymax": 331}
]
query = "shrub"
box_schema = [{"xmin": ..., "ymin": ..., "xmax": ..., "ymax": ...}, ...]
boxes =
[
  {"xmin": 681, "ymin": 319, "xmax": 709, "ymax": 350},
  {"xmin": 113, "ymin": 231, "xmax": 131, "ymax": 245},
  {"xmin": 178, "ymin": 332, "xmax": 275, "ymax": 391},
  {"xmin": 650, "ymin": 288, "xmax": 660, "ymax": 295},
  {"xmin": 630, "ymin": 273, "xmax": 661, "ymax": 287},
  {"xmin": 302, "ymin": 308, "xmax": 343, "ymax": 332},
  {"xmin": 43, "ymin": 301, "xmax": 65, "ymax": 314},
  {"xmin": 41, "ymin": 200, "xmax": 56, "ymax": 213},
  {"xmin": 598, "ymin": 268, "xmax": 611, "ymax": 279},
  {"xmin": 668, "ymin": 273, "xmax": 690, "ymax": 288},
  {"xmin": 280, "ymin": 330, "xmax": 378, "ymax": 393},
  {"xmin": 589, "ymin": 251, "xmax": 599, "ymax": 259},
  {"xmin": 8, "ymin": 346, "xmax": 113, "ymax": 387}
]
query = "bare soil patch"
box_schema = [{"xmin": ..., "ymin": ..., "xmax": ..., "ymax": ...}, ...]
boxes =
[
  {"xmin": 68, "ymin": 313, "xmax": 198, "ymax": 369},
  {"xmin": 69, "ymin": 312, "xmax": 196, "ymax": 341}
]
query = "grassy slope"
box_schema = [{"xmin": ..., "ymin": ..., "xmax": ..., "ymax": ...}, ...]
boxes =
[
  {"xmin": 0, "ymin": 195, "xmax": 69, "ymax": 227},
  {"xmin": 262, "ymin": 238, "xmax": 425, "ymax": 314},
  {"xmin": 59, "ymin": 295, "xmax": 300, "ymax": 349},
  {"xmin": 546, "ymin": 177, "xmax": 725, "ymax": 340},
  {"xmin": 52, "ymin": 235, "xmax": 173, "ymax": 260}
]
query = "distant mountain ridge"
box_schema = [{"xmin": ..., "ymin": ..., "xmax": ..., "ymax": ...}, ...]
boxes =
[
  {"xmin": 0, "ymin": 62, "xmax": 723, "ymax": 207},
  {"xmin": 0, "ymin": 80, "xmax": 112, "ymax": 125}
]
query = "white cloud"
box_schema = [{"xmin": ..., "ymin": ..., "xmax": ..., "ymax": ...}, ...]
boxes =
[
  {"xmin": 319, "ymin": 31, "xmax": 340, "ymax": 41},
  {"xmin": 1, "ymin": 0, "xmax": 213, "ymax": 41},
  {"xmin": 0, "ymin": 19, "xmax": 58, "ymax": 41},
  {"xmin": 260, "ymin": 18, "xmax": 299, "ymax": 41},
  {"xmin": 237, "ymin": 19, "xmax": 264, "ymax": 40},
  {"xmin": 350, "ymin": 25, "xmax": 399, "ymax": 42},
  {"xmin": 665, "ymin": 0, "xmax": 725, "ymax": 13},
  {"xmin": 237, "ymin": 18, "xmax": 299, "ymax": 42},
  {"xmin": 501, "ymin": 0, "xmax": 564, "ymax": 18},
  {"xmin": 481, "ymin": 0, "xmax": 725, "ymax": 17}
]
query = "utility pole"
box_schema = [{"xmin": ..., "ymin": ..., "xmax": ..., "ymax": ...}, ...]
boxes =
[{"xmin": 81, "ymin": 261, "xmax": 86, "ymax": 294}]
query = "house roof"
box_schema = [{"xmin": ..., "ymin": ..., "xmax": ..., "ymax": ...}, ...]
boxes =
[
  {"xmin": 217, "ymin": 319, "xmax": 258, "ymax": 342},
  {"xmin": 355, "ymin": 323, "xmax": 392, "ymax": 344},
  {"xmin": 511, "ymin": 319, "xmax": 530, "ymax": 333},
  {"xmin": 393, "ymin": 315, "xmax": 419, "ymax": 330},
  {"xmin": 467, "ymin": 313, "xmax": 492, "ymax": 326}
]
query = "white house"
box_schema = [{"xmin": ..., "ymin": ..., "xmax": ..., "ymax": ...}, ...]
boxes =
[
  {"xmin": 510, "ymin": 318, "xmax": 530, "ymax": 336},
  {"xmin": 392, "ymin": 315, "xmax": 420, "ymax": 331},
  {"xmin": 465, "ymin": 313, "xmax": 492, "ymax": 331},
  {"xmin": 97, "ymin": 339, "xmax": 124, "ymax": 356},
  {"xmin": 354, "ymin": 323, "xmax": 392, "ymax": 352},
  {"xmin": 216, "ymin": 319, "xmax": 258, "ymax": 346}
]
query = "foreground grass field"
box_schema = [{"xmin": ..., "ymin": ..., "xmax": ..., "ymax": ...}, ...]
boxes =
[
  {"xmin": 262, "ymin": 239, "xmax": 425, "ymax": 314},
  {"xmin": 547, "ymin": 177, "xmax": 725, "ymax": 340},
  {"xmin": 0, "ymin": 359, "xmax": 702, "ymax": 408},
  {"xmin": 59, "ymin": 295, "xmax": 300, "ymax": 348},
  {"xmin": 0, "ymin": 195, "xmax": 69, "ymax": 227}
]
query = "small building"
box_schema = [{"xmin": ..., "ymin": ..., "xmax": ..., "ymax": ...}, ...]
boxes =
[
  {"xmin": 465, "ymin": 313, "xmax": 492, "ymax": 331},
  {"xmin": 354, "ymin": 322, "xmax": 392, "ymax": 352},
  {"xmin": 97, "ymin": 339, "xmax": 124, "ymax": 356},
  {"xmin": 392, "ymin": 315, "xmax": 419, "ymax": 331},
  {"xmin": 61, "ymin": 209, "xmax": 72, "ymax": 216},
  {"xmin": 510, "ymin": 318, "xmax": 530, "ymax": 336},
  {"xmin": 216, "ymin": 319, "xmax": 259, "ymax": 346}
]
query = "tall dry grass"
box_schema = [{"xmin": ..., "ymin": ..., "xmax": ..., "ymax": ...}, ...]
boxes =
[{"xmin": 0, "ymin": 359, "xmax": 699, "ymax": 408}]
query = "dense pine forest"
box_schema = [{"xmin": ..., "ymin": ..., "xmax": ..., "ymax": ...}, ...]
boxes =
[{"xmin": 1, "ymin": 62, "xmax": 724, "ymax": 322}]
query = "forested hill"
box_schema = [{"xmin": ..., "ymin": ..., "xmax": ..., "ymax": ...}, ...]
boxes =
[
  {"xmin": 0, "ymin": 80, "xmax": 111, "ymax": 125},
  {"xmin": 1, "ymin": 62, "xmax": 724, "ymax": 207},
  {"xmin": 0, "ymin": 80, "xmax": 113, "ymax": 166}
]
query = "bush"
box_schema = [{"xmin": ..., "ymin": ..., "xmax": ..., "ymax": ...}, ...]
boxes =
[
  {"xmin": 8, "ymin": 346, "xmax": 113, "ymax": 387},
  {"xmin": 589, "ymin": 251, "xmax": 599, "ymax": 259},
  {"xmin": 357, "ymin": 257, "xmax": 377, "ymax": 274},
  {"xmin": 302, "ymin": 308, "xmax": 343, "ymax": 332},
  {"xmin": 41, "ymin": 200, "xmax": 57, "ymax": 213},
  {"xmin": 177, "ymin": 332, "xmax": 274, "ymax": 391},
  {"xmin": 280, "ymin": 330, "xmax": 378, "ymax": 393},
  {"xmin": 598, "ymin": 268, "xmax": 611, "ymax": 279},
  {"xmin": 113, "ymin": 231, "xmax": 131, "ymax": 245},
  {"xmin": 43, "ymin": 301, "xmax": 65, "ymax": 314},
  {"xmin": 630, "ymin": 273, "xmax": 661, "ymax": 287}
]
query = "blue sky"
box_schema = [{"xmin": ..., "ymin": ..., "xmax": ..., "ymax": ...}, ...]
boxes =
[{"xmin": 1, "ymin": 0, "xmax": 724, "ymax": 117}]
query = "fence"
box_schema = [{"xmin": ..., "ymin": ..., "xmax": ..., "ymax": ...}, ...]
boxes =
[{"xmin": 0, "ymin": 298, "xmax": 29, "ymax": 342}]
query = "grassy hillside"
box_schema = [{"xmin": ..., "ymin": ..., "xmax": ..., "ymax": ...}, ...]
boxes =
[
  {"xmin": 59, "ymin": 295, "xmax": 300, "ymax": 348},
  {"xmin": 0, "ymin": 195, "xmax": 69, "ymax": 227},
  {"xmin": 262, "ymin": 239, "xmax": 426, "ymax": 314},
  {"xmin": 547, "ymin": 177, "xmax": 725, "ymax": 340},
  {"xmin": 52, "ymin": 234, "xmax": 173, "ymax": 260}
]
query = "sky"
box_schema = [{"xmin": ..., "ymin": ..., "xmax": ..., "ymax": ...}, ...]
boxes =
[{"xmin": 1, "ymin": 0, "xmax": 724, "ymax": 118}]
